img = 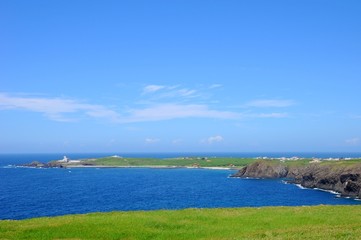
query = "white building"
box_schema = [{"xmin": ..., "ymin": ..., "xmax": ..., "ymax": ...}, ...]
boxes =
[{"xmin": 59, "ymin": 156, "xmax": 69, "ymax": 163}]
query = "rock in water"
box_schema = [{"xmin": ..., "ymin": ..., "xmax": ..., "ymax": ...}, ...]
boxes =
[{"xmin": 23, "ymin": 161, "xmax": 45, "ymax": 168}]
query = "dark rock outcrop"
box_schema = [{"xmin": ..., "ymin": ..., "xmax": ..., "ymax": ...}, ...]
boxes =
[
  {"xmin": 20, "ymin": 160, "xmax": 65, "ymax": 168},
  {"xmin": 291, "ymin": 164, "xmax": 361, "ymax": 198},
  {"xmin": 232, "ymin": 160, "xmax": 361, "ymax": 198},
  {"xmin": 232, "ymin": 161, "xmax": 288, "ymax": 178},
  {"xmin": 23, "ymin": 161, "xmax": 45, "ymax": 168}
]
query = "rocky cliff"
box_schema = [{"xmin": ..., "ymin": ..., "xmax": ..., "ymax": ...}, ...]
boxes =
[
  {"xmin": 233, "ymin": 161, "xmax": 289, "ymax": 178},
  {"xmin": 21, "ymin": 161, "xmax": 66, "ymax": 168},
  {"xmin": 232, "ymin": 160, "xmax": 361, "ymax": 198}
]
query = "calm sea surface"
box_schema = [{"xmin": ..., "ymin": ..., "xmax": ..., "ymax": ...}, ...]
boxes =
[{"xmin": 1, "ymin": 153, "xmax": 361, "ymax": 220}]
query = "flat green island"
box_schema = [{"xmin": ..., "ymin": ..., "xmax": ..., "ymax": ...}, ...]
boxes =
[
  {"xmin": 1, "ymin": 205, "xmax": 361, "ymax": 239},
  {"xmin": 77, "ymin": 156, "xmax": 256, "ymax": 168},
  {"xmin": 27, "ymin": 156, "xmax": 258, "ymax": 169},
  {"xmin": 25, "ymin": 156, "xmax": 361, "ymax": 170}
]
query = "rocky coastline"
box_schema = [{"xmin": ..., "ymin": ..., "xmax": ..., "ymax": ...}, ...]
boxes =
[
  {"xmin": 19, "ymin": 161, "xmax": 124, "ymax": 168},
  {"xmin": 21, "ymin": 161, "xmax": 66, "ymax": 168},
  {"xmin": 21, "ymin": 158, "xmax": 361, "ymax": 199},
  {"xmin": 231, "ymin": 160, "xmax": 361, "ymax": 199}
]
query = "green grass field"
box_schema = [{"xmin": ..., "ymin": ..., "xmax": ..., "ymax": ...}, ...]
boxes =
[
  {"xmin": 57, "ymin": 156, "xmax": 361, "ymax": 170},
  {"xmin": 78, "ymin": 157, "xmax": 257, "ymax": 168},
  {"xmin": 1, "ymin": 205, "xmax": 361, "ymax": 239}
]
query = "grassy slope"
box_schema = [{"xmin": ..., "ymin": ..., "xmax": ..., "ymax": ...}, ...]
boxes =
[
  {"xmin": 245, "ymin": 159, "xmax": 361, "ymax": 169},
  {"xmin": 1, "ymin": 206, "xmax": 361, "ymax": 239},
  {"xmin": 79, "ymin": 157, "xmax": 257, "ymax": 167},
  {"xmin": 319, "ymin": 159, "xmax": 361, "ymax": 167}
]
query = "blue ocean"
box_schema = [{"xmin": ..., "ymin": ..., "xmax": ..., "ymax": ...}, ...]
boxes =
[{"xmin": 1, "ymin": 153, "xmax": 361, "ymax": 220}]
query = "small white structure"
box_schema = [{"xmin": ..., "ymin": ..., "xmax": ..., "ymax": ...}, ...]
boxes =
[
  {"xmin": 59, "ymin": 156, "xmax": 69, "ymax": 163},
  {"xmin": 310, "ymin": 159, "xmax": 321, "ymax": 163}
]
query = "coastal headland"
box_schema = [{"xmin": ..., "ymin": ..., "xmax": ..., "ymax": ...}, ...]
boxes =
[{"xmin": 21, "ymin": 155, "xmax": 361, "ymax": 198}]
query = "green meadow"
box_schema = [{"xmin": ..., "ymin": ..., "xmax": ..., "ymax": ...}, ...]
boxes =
[
  {"xmin": 1, "ymin": 206, "xmax": 361, "ymax": 239},
  {"xmin": 77, "ymin": 157, "xmax": 257, "ymax": 168},
  {"xmin": 76, "ymin": 157, "xmax": 361, "ymax": 169}
]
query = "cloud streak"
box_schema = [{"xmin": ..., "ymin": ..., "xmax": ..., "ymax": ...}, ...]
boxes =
[
  {"xmin": 345, "ymin": 138, "xmax": 360, "ymax": 146},
  {"xmin": 123, "ymin": 104, "xmax": 241, "ymax": 123},
  {"xmin": 142, "ymin": 84, "xmax": 201, "ymax": 100},
  {"xmin": 143, "ymin": 85, "xmax": 165, "ymax": 94},
  {"xmin": 209, "ymin": 84, "xmax": 223, "ymax": 89},
  {"xmin": 0, "ymin": 92, "xmax": 290, "ymax": 123},
  {"xmin": 0, "ymin": 93, "xmax": 120, "ymax": 122},
  {"xmin": 244, "ymin": 99, "xmax": 295, "ymax": 108},
  {"xmin": 145, "ymin": 138, "xmax": 160, "ymax": 144},
  {"xmin": 204, "ymin": 135, "xmax": 224, "ymax": 144},
  {"xmin": 250, "ymin": 113, "xmax": 289, "ymax": 118}
]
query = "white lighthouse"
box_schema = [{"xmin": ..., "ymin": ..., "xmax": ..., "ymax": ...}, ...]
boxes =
[{"xmin": 61, "ymin": 156, "xmax": 69, "ymax": 163}]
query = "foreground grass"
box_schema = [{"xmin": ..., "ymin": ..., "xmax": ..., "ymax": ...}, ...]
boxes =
[{"xmin": 1, "ymin": 206, "xmax": 361, "ymax": 239}]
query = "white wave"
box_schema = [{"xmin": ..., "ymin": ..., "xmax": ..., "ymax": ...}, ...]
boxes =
[
  {"xmin": 202, "ymin": 167, "xmax": 232, "ymax": 170},
  {"xmin": 243, "ymin": 177, "xmax": 261, "ymax": 179},
  {"xmin": 295, "ymin": 184, "xmax": 306, "ymax": 189},
  {"xmin": 292, "ymin": 184, "xmax": 348, "ymax": 199},
  {"xmin": 313, "ymin": 187, "xmax": 339, "ymax": 195},
  {"xmin": 2, "ymin": 165, "xmax": 15, "ymax": 168}
]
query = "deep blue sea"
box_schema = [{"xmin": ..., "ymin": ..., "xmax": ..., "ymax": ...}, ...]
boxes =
[{"xmin": 1, "ymin": 153, "xmax": 361, "ymax": 220}]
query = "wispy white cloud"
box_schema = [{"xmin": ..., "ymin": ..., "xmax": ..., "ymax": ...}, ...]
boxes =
[
  {"xmin": 203, "ymin": 135, "xmax": 224, "ymax": 144},
  {"xmin": 0, "ymin": 92, "xmax": 289, "ymax": 124},
  {"xmin": 143, "ymin": 85, "xmax": 166, "ymax": 94},
  {"xmin": 244, "ymin": 99, "xmax": 295, "ymax": 108},
  {"xmin": 345, "ymin": 138, "xmax": 360, "ymax": 146},
  {"xmin": 145, "ymin": 138, "xmax": 160, "ymax": 144},
  {"xmin": 123, "ymin": 104, "xmax": 241, "ymax": 123},
  {"xmin": 157, "ymin": 88, "xmax": 198, "ymax": 99},
  {"xmin": 172, "ymin": 139, "xmax": 183, "ymax": 145},
  {"xmin": 142, "ymin": 83, "xmax": 225, "ymax": 101},
  {"xmin": 122, "ymin": 104, "xmax": 288, "ymax": 123},
  {"xmin": 209, "ymin": 84, "xmax": 223, "ymax": 89},
  {"xmin": 250, "ymin": 113, "xmax": 289, "ymax": 118},
  {"xmin": 0, "ymin": 93, "xmax": 121, "ymax": 122},
  {"xmin": 177, "ymin": 88, "xmax": 197, "ymax": 97},
  {"xmin": 142, "ymin": 84, "xmax": 200, "ymax": 100}
]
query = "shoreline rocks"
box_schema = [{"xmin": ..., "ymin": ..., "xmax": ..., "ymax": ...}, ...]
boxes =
[
  {"xmin": 22, "ymin": 161, "xmax": 46, "ymax": 168},
  {"xmin": 20, "ymin": 161, "xmax": 66, "ymax": 168}
]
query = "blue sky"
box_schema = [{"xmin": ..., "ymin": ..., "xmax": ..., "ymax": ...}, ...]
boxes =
[{"xmin": 1, "ymin": 0, "xmax": 361, "ymax": 153}]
